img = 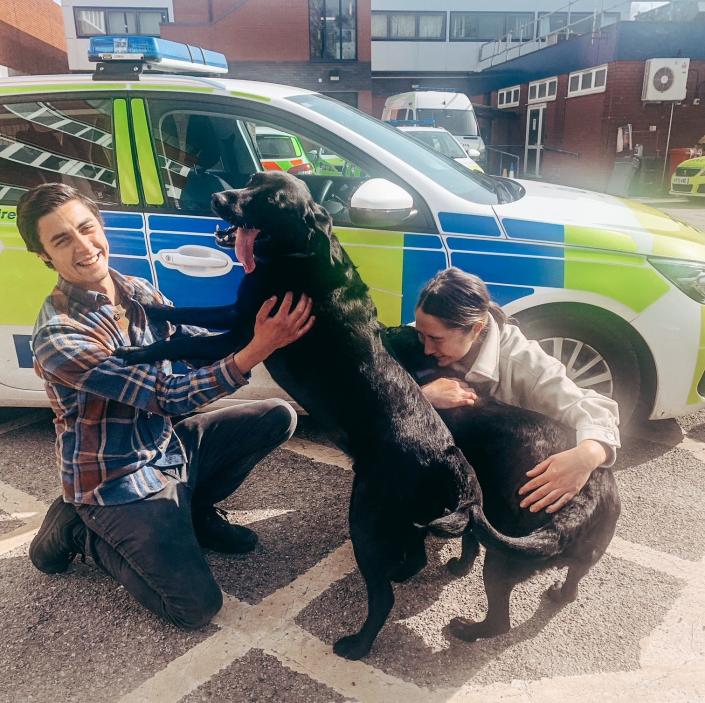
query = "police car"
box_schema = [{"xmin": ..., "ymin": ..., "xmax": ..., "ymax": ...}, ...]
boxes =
[{"xmin": 1, "ymin": 36, "xmax": 705, "ymax": 423}]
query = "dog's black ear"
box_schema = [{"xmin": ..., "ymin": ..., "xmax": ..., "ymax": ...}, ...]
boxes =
[
  {"xmin": 304, "ymin": 201, "xmax": 332, "ymax": 231},
  {"xmin": 304, "ymin": 202, "xmax": 345, "ymax": 266}
]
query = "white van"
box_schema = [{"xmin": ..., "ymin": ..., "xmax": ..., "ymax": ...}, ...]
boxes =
[{"xmin": 382, "ymin": 90, "xmax": 485, "ymax": 162}]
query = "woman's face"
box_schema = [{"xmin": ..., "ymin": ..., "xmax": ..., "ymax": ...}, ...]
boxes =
[{"xmin": 415, "ymin": 308, "xmax": 484, "ymax": 367}]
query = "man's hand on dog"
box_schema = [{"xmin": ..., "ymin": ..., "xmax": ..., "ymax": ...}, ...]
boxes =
[
  {"xmin": 518, "ymin": 440, "xmax": 608, "ymax": 513},
  {"xmin": 421, "ymin": 377, "xmax": 478, "ymax": 409},
  {"xmin": 234, "ymin": 292, "xmax": 315, "ymax": 372}
]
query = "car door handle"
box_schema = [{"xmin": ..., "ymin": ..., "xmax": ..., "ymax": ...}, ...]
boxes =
[{"xmin": 156, "ymin": 245, "xmax": 234, "ymax": 277}]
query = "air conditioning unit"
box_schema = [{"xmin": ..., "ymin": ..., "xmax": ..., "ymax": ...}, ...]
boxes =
[{"xmin": 642, "ymin": 58, "xmax": 690, "ymax": 101}]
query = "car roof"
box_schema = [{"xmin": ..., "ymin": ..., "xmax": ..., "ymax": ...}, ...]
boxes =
[
  {"xmin": 385, "ymin": 91, "xmax": 472, "ymax": 109},
  {"xmin": 255, "ymin": 126, "xmax": 295, "ymax": 137},
  {"xmin": 397, "ymin": 126, "xmax": 452, "ymax": 133},
  {"xmin": 0, "ymin": 73, "xmax": 313, "ymax": 103}
]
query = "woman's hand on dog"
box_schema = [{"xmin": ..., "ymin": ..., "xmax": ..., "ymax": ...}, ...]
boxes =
[
  {"xmin": 518, "ymin": 439, "xmax": 608, "ymax": 513},
  {"xmin": 234, "ymin": 292, "xmax": 315, "ymax": 372},
  {"xmin": 421, "ymin": 377, "xmax": 478, "ymax": 409}
]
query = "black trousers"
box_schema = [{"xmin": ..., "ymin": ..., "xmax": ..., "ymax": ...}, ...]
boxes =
[{"xmin": 76, "ymin": 399, "xmax": 296, "ymax": 629}]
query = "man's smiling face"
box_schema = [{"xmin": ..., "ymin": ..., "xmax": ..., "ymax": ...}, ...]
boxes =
[{"xmin": 36, "ymin": 199, "xmax": 110, "ymax": 290}]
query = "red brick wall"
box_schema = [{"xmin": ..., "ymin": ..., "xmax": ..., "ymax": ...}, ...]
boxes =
[
  {"xmin": 168, "ymin": 0, "xmax": 371, "ymax": 63},
  {"xmin": 491, "ymin": 60, "xmax": 705, "ymax": 191},
  {"xmin": 0, "ymin": 0, "xmax": 68, "ymax": 74}
]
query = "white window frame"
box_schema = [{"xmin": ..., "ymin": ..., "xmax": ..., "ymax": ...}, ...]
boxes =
[
  {"xmin": 497, "ymin": 85, "xmax": 520, "ymax": 108},
  {"xmin": 527, "ymin": 77, "xmax": 558, "ymax": 104},
  {"xmin": 567, "ymin": 64, "xmax": 608, "ymax": 97}
]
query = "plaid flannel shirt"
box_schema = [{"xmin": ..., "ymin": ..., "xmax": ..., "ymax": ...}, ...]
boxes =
[{"xmin": 32, "ymin": 269, "xmax": 248, "ymax": 506}]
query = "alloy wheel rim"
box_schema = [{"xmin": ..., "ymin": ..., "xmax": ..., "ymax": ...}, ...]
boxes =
[{"xmin": 538, "ymin": 336, "xmax": 614, "ymax": 398}]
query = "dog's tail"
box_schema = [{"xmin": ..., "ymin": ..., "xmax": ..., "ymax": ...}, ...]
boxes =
[{"xmin": 427, "ymin": 504, "xmax": 562, "ymax": 560}]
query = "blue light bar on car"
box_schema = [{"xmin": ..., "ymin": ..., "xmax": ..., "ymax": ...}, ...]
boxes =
[{"xmin": 88, "ymin": 36, "xmax": 228, "ymax": 74}]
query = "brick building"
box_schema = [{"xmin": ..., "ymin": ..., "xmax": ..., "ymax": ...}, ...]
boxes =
[
  {"xmin": 162, "ymin": 0, "xmax": 372, "ymax": 113},
  {"xmin": 471, "ymin": 21, "xmax": 705, "ymax": 192},
  {"xmin": 62, "ymin": 0, "xmax": 372, "ymax": 112},
  {"xmin": 0, "ymin": 0, "xmax": 68, "ymax": 75}
]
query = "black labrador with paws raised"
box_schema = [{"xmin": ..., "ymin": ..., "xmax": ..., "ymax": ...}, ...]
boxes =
[{"xmin": 117, "ymin": 171, "xmax": 617, "ymax": 656}]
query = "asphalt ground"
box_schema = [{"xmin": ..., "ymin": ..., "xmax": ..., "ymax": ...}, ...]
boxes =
[{"xmin": 1, "ymin": 198, "xmax": 705, "ymax": 702}]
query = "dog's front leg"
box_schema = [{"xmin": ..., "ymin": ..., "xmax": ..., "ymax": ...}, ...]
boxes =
[
  {"xmin": 143, "ymin": 303, "xmax": 241, "ymax": 329},
  {"xmin": 448, "ymin": 551, "xmax": 531, "ymax": 641},
  {"xmin": 115, "ymin": 330, "xmax": 241, "ymax": 365},
  {"xmin": 447, "ymin": 530, "xmax": 481, "ymax": 577}
]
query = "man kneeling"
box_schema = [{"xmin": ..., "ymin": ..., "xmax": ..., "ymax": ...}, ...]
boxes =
[{"xmin": 17, "ymin": 183, "xmax": 314, "ymax": 628}]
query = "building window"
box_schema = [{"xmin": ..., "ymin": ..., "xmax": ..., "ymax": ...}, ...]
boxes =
[
  {"xmin": 372, "ymin": 12, "xmax": 446, "ymax": 41},
  {"xmin": 310, "ymin": 0, "xmax": 357, "ymax": 61},
  {"xmin": 74, "ymin": 7, "xmax": 169, "ymax": 37},
  {"xmin": 527, "ymin": 77, "xmax": 558, "ymax": 103},
  {"xmin": 497, "ymin": 85, "xmax": 520, "ymax": 108},
  {"xmin": 449, "ymin": 12, "xmax": 535, "ymax": 42},
  {"xmin": 568, "ymin": 65, "xmax": 608, "ymax": 97}
]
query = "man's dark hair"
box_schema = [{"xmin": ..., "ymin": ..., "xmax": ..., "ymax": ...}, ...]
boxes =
[{"xmin": 16, "ymin": 183, "xmax": 103, "ymax": 263}]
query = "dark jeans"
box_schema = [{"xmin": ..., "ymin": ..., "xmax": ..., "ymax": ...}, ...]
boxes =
[{"xmin": 75, "ymin": 399, "xmax": 296, "ymax": 629}]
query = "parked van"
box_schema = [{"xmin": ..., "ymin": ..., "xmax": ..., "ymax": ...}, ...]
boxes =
[
  {"xmin": 381, "ymin": 90, "xmax": 485, "ymax": 163},
  {"xmin": 2, "ymin": 36, "xmax": 705, "ymax": 424}
]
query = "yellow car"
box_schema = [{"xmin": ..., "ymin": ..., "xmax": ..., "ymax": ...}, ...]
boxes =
[{"xmin": 670, "ymin": 155, "xmax": 705, "ymax": 198}]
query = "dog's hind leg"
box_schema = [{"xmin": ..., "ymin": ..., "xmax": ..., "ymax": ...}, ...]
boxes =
[
  {"xmin": 334, "ymin": 534, "xmax": 396, "ymax": 660},
  {"xmin": 390, "ymin": 527, "xmax": 427, "ymax": 583},
  {"xmin": 448, "ymin": 551, "xmax": 531, "ymax": 642},
  {"xmin": 447, "ymin": 530, "xmax": 480, "ymax": 577},
  {"xmin": 334, "ymin": 482, "xmax": 399, "ymax": 660}
]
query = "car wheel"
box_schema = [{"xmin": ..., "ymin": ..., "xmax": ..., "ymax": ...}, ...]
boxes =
[{"xmin": 518, "ymin": 310, "xmax": 641, "ymax": 425}]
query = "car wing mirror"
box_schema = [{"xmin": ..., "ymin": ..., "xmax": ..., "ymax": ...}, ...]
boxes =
[{"xmin": 349, "ymin": 178, "xmax": 416, "ymax": 228}]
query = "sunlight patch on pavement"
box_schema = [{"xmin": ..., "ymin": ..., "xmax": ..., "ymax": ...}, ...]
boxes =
[
  {"xmin": 284, "ymin": 437, "xmax": 353, "ymax": 470},
  {"xmin": 640, "ymin": 555, "xmax": 705, "ymax": 669},
  {"xmin": 225, "ymin": 508, "xmax": 294, "ymax": 525}
]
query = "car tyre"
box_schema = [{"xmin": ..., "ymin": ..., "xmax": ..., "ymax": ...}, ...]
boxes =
[{"xmin": 518, "ymin": 309, "xmax": 641, "ymax": 426}]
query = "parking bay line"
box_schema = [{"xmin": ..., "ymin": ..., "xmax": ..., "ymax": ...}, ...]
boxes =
[
  {"xmin": 7, "ymin": 431, "xmax": 702, "ymax": 702},
  {"xmin": 0, "ymin": 480, "xmax": 47, "ymax": 557},
  {"xmin": 119, "ymin": 541, "xmax": 359, "ymax": 703}
]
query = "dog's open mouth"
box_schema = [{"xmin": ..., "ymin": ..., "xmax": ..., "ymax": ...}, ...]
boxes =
[{"xmin": 214, "ymin": 224, "xmax": 260, "ymax": 274}]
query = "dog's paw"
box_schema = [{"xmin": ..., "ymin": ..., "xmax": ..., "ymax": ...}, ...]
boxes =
[
  {"xmin": 333, "ymin": 634, "xmax": 371, "ymax": 660},
  {"xmin": 114, "ymin": 346, "xmax": 150, "ymax": 365},
  {"xmin": 446, "ymin": 556, "xmax": 473, "ymax": 578},
  {"xmin": 545, "ymin": 580, "xmax": 578, "ymax": 604},
  {"xmin": 448, "ymin": 616, "xmax": 508, "ymax": 642}
]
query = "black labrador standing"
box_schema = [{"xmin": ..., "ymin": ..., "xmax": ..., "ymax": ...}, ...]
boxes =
[
  {"xmin": 117, "ymin": 171, "xmax": 616, "ymax": 657},
  {"xmin": 383, "ymin": 326, "xmax": 621, "ymax": 641}
]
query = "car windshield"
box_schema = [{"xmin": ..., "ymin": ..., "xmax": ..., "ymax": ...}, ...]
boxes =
[
  {"xmin": 287, "ymin": 94, "xmax": 502, "ymax": 205},
  {"xmin": 416, "ymin": 108, "xmax": 479, "ymax": 137},
  {"xmin": 257, "ymin": 135, "xmax": 298, "ymax": 159},
  {"xmin": 407, "ymin": 130, "xmax": 466, "ymax": 159}
]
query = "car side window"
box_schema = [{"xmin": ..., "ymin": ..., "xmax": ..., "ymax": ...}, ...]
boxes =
[
  {"xmin": 0, "ymin": 97, "xmax": 118, "ymax": 205},
  {"xmin": 149, "ymin": 105, "xmax": 260, "ymax": 215},
  {"xmin": 247, "ymin": 120, "xmax": 373, "ymax": 227}
]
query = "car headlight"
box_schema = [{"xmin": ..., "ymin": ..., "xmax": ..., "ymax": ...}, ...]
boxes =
[
  {"xmin": 649, "ymin": 257, "xmax": 705, "ymax": 303},
  {"xmin": 467, "ymin": 148, "xmax": 481, "ymax": 158}
]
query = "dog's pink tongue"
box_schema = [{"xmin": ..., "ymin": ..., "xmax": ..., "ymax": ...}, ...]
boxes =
[{"xmin": 235, "ymin": 227, "xmax": 259, "ymax": 274}]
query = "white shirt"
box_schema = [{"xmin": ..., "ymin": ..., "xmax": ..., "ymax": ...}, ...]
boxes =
[{"xmin": 451, "ymin": 315, "xmax": 620, "ymax": 467}]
